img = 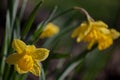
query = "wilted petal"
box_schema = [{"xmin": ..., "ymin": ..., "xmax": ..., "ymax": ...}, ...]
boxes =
[
  {"xmin": 32, "ymin": 48, "xmax": 49, "ymax": 61},
  {"xmin": 30, "ymin": 61, "xmax": 41, "ymax": 76},
  {"xmin": 12, "ymin": 39, "xmax": 26, "ymax": 54},
  {"xmin": 5, "ymin": 53, "xmax": 22, "ymax": 64}
]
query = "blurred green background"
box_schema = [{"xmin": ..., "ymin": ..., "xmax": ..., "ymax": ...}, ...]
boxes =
[{"xmin": 30, "ymin": 0, "xmax": 120, "ymax": 26}]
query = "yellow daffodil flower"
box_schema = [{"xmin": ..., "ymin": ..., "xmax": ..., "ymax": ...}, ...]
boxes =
[
  {"xmin": 5, "ymin": 39, "xmax": 49, "ymax": 76},
  {"xmin": 40, "ymin": 23, "xmax": 59, "ymax": 39},
  {"xmin": 71, "ymin": 20, "xmax": 120, "ymax": 50}
]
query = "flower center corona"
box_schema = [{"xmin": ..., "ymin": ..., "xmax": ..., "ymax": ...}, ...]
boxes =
[{"xmin": 17, "ymin": 55, "xmax": 33, "ymax": 71}]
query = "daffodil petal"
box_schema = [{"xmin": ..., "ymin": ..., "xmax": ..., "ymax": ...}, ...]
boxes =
[
  {"xmin": 110, "ymin": 29, "xmax": 120, "ymax": 39},
  {"xmin": 15, "ymin": 64, "xmax": 28, "ymax": 74},
  {"xmin": 98, "ymin": 35, "xmax": 113, "ymax": 50},
  {"xmin": 87, "ymin": 40, "xmax": 96, "ymax": 50},
  {"xmin": 98, "ymin": 27, "xmax": 110, "ymax": 34},
  {"xmin": 12, "ymin": 39, "xmax": 26, "ymax": 54},
  {"xmin": 71, "ymin": 27, "xmax": 80, "ymax": 38},
  {"xmin": 25, "ymin": 45, "xmax": 36, "ymax": 55},
  {"xmin": 30, "ymin": 61, "xmax": 41, "ymax": 76},
  {"xmin": 32, "ymin": 48, "xmax": 49, "ymax": 61},
  {"xmin": 5, "ymin": 53, "xmax": 22, "ymax": 64},
  {"xmin": 93, "ymin": 21, "xmax": 108, "ymax": 28},
  {"xmin": 72, "ymin": 22, "xmax": 91, "ymax": 42}
]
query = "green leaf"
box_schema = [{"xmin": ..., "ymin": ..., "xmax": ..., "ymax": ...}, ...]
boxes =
[
  {"xmin": 13, "ymin": 19, "xmax": 20, "ymax": 39},
  {"xmin": 0, "ymin": 10, "xmax": 11, "ymax": 76},
  {"xmin": 50, "ymin": 8, "xmax": 74, "ymax": 22},
  {"xmin": 82, "ymin": 48, "xmax": 114, "ymax": 80},
  {"xmin": 55, "ymin": 47, "xmax": 96, "ymax": 80},
  {"xmin": 13, "ymin": 0, "xmax": 28, "ymax": 39},
  {"xmin": 12, "ymin": 0, "xmax": 19, "ymax": 27},
  {"xmin": 7, "ymin": 0, "xmax": 19, "ymax": 28},
  {"xmin": 21, "ymin": 0, "xmax": 43, "ymax": 39},
  {"xmin": 40, "ymin": 64, "xmax": 46, "ymax": 80},
  {"xmin": 18, "ymin": 0, "xmax": 28, "ymax": 20},
  {"xmin": 31, "ymin": 6, "xmax": 58, "ymax": 43},
  {"xmin": 49, "ymin": 53, "xmax": 70, "ymax": 59}
]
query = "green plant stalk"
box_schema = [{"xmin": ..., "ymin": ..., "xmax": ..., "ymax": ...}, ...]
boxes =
[
  {"xmin": 13, "ymin": 18, "xmax": 21, "ymax": 39},
  {"xmin": 56, "ymin": 46, "xmax": 97, "ymax": 80},
  {"xmin": 0, "ymin": 10, "xmax": 11, "ymax": 78},
  {"xmin": 3, "ymin": 65, "xmax": 10, "ymax": 80},
  {"xmin": 18, "ymin": 0, "xmax": 28, "ymax": 20},
  {"xmin": 48, "ymin": 25, "xmax": 76, "ymax": 51},
  {"xmin": 3, "ymin": 65, "xmax": 14, "ymax": 80},
  {"xmin": 49, "ymin": 8, "xmax": 74, "ymax": 22},
  {"xmin": 73, "ymin": 7, "xmax": 94, "ymax": 22},
  {"xmin": 40, "ymin": 64, "xmax": 46, "ymax": 80},
  {"xmin": 11, "ymin": 0, "xmax": 19, "ymax": 27},
  {"xmin": 20, "ymin": 74, "xmax": 28, "ymax": 80},
  {"xmin": 57, "ymin": 59, "xmax": 83, "ymax": 80},
  {"xmin": 21, "ymin": 0, "xmax": 43, "ymax": 39},
  {"xmin": 31, "ymin": 6, "xmax": 58, "ymax": 44},
  {"xmin": 1, "ymin": 0, "xmax": 20, "ymax": 79}
]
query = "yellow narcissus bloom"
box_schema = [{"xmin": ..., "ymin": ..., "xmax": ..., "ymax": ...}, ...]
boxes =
[
  {"xmin": 5, "ymin": 39, "xmax": 49, "ymax": 76},
  {"xmin": 40, "ymin": 23, "xmax": 59, "ymax": 39},
  {"xmin": 71, "ymin": 20, "xmax": 120, "ymax": 50}
]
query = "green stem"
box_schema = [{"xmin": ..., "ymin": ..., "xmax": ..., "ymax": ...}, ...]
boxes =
[
  {"xmin": 50, "ymin": 8, "xmax": 74, "ymax": 22},
  {"xmin": 31, "ymin": 6, "xmax": 58, "ymax": 44},
  {"xmin": 40, "ymin": 65, "xmax": 46, "ymax": 80},
  {"xmin": 73, "ymin": 7, "xmax": 94, "ymax": 21},
  {"xmin": 56, "ymin": 47, "xmax": 96, "ymax": 80},
  {"xmin": 21, "ymin": 0, "xmax": 43, "ymax": 39}
]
